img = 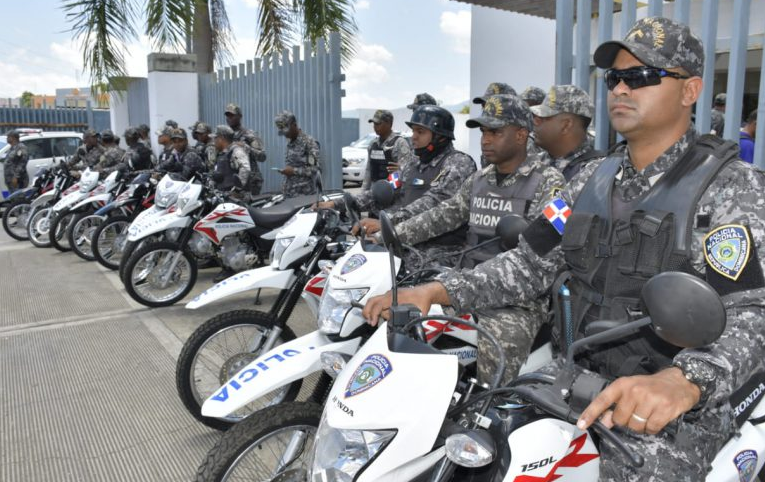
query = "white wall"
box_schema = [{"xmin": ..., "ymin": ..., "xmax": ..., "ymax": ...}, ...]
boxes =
[
  {"xmin": 469, "ymin": 6, "xmax": 556, "ymax": 162},
  {"xmin": 147, "ymin": 71, "xmax": 199, "ymax": 156},
  {"xmin": 109, "ymin": 92, "xmax": 130, "ymax": 149}
]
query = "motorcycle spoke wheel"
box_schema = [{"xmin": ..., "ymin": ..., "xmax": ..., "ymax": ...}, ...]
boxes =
[
  {"xmin": 93, "ymin": 217, "xmax": 130, "ymax": 269},
  {"xmin": 28, "ymin": 207, "xmax": 53, "ymax": 247},
  {"xmin": 3, "ymin": 201, "xmax": 31, "ymax": 240},
  {"xmin": 51, "ymin": 212, "xmax": 75, "ymax": 252},
  {"xmin": 221, "ymin": 425, "xmax": 317, "ymax": 481},
  {"xmin": 70, "ymin": 213, "xmax": 103, "ymax": 260},
  {"xmin": 125, "ymin": 241, "xmax": 197, "ymax": 307}
]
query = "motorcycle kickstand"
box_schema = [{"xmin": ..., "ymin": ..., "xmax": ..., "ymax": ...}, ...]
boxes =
[{"xmin": 253, "ymin": 288, "xmax": 262, "ymax": 305}]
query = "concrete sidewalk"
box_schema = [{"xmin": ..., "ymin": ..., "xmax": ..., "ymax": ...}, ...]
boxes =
[{"xmin": 0, "ymin": 229, "xmax": 316, "ymax": 481}]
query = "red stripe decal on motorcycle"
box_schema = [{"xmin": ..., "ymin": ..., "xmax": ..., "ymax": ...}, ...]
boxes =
[{"xmin": 513, "ymin": 434, "xmax": 599, "ymax": 482}]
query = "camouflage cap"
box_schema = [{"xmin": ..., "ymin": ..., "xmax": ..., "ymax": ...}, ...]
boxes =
[
  {"xmin": 170, "ymin": 128, "xmax": 187, "ymax": 140},
  {"xmin": 82, "ymin": 128, "xmax": 99, "ymax": 138},
  {"xmin": 214, "ymin": 125, "xmax": 235, "ymax": 140},
  {"xmin": 520, "ymin": 87, "xmax": 546, "ymax": 105},
  {"xmin": 714, "ymin": 93, "xmax": 727, "ymax": 106},
  {"xmin": 165, "ymin": 119, "xmax": 178, "ymax": 128},
  {"xmin": 194, "ymin": 122, "xmax": 212, "ymax": 134},
  {"xmin": 100, "ymin": 129, "xmax": 116, "ymax": 141},
  {"xmin": 137, "ymin": 124, "xmax": 150, "ymax": 135},
  {"xmin": 406, "ymin": 92, "xmax": 437, "ymax": 109},
  {"xmin": 594, "ymin": 17, "xmax": 703, "ymax": 77},
  {"xmin": 225, "ymin": 103, "xmax": 242, "ymax": 116},
  {"xmin": 530, "ymin": 85, "xmax": 595, "ymax": 119},
  {"xmin": 473, "ymin": 82, "xmax": 517, "ymax": 105},
  {"xmin": 124, "ymin": 127, "xmax": 140, "ymax": 140},
  {"xmin": 466, "ymin": 94, "xmax": 533, "ymax": 131},
  {"xmin": 156, "ymin": 126, "xmax": 173, "ymax": 137},
  {"xmin": 368, "ymin": 109, "xmax": 394, "ymax": 124},
  {"xmin": 274, "ymin": 110, "xmax": 296, "ymax": 134}
]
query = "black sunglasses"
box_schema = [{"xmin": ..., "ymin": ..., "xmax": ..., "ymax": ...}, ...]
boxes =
[{"xmin": 604, "ymin": 66, "xmax": 690, "ymax": 91}]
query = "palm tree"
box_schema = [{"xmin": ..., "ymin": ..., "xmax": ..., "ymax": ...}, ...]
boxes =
[{"xmin": 61, "ymin": 0, "xmax": 357, "ymax": 89}]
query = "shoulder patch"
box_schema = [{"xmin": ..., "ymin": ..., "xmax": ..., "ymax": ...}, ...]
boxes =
[
  {"xmin": 542, "ymin": 198, "xmax": 571, "ymax": 235},
  {"xmin": 704, "ymin": 224, "xmax": 751, "ymax": 281},
  {"xmin": 550, "ymin": 186, "xmax": 563, "ymax": 199}
]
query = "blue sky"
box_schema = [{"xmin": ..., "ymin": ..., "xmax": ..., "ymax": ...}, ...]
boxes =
[{"xmin": 0, "ymin": 0, "xmax": 472, "ymax": 110}]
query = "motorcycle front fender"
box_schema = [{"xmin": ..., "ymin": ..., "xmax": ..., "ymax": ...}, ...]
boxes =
[
  {"xmin": 52, "ymin": 191, "xmax": 88, "ymax": 213},
  {"xmin": 31, "ymin": 191, "xmax": 55, "ymax": 209},
  {"xmin": 186, "ymin": 266, "xmax": 297, "ymax": 309},
  {"xmin": 126, "ymin": 213, "xmax": 190, "ymax": 242},
  {"xmin": 201, "ymin": 331, "xmax": 362, "ymax": 419},
  {"xmin": 70, "ymin": 192, "xmax": 112, "ymax": 211}
]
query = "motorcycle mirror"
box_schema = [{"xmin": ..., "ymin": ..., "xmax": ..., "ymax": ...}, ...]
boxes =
[
  {"xmin": 371, "ymin": 180, "xmax": 395, "ymax": 209},
  {"xmin": 379, "ymin": 210, "xmax": 401, "ymax": 307},
  {"xmin": 641, "ymin": 272, "xmax": 726, "ymax": 348},
  {"xmin": 495, "ymin": 214, "xmax": 529, "ymax": 251},
  {"xmin": 342, "ymin": 192, "xmax": 360, "ymax": 222}
]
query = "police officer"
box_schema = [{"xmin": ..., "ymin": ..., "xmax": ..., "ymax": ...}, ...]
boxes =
[
  {"xmin": 710, "ymin": 93, "xmax": 726, "ymax": 136},
  {"xmin": 531, "ymin": 85, "xmax": 603, "ymax": 181},
  {"xmin": 156, "ymin": 126, "xmax": 174, "ymax": 167},
  {"xmin": 165, "ymin": 119, "xmax": 179, "ymax": 129},
  {"xmin": 192, "ymin": 122, "xmax": 217, "ymax": 170},
  {"xmin": 406, "ymin": 92, "xmax": 437, "ymax": 110},
  {"xmin": 364, "ymin": 17, "xmax": 765, "ymax": 480},
  {"xmin": 159, "ymin": 128, "xmax": 206, "ymax": 181},
  {"xmin": 67, "ymin": 129, "xmax": 105, "ymax": 175},
  {"xmin": 274, "ymin": 110, "xmax": 321, "ymax": 197},
  {"xmin": 123, "ymin": 127, "xmax": 154, "ymax": 171},
  {"xmin": 318, "ymin": 109, "xmax": 411, "ymax": 216},
  {"xmin": 357, "ymin": 105, "xmax": 477, "ymax": 237},
  {"xmin": 473, "ymin": 82, "xmax": 518, "ymax": 168},
  {"xmin": 393, "ymin": 94, "xmax": 565, "ymax": 382},
  {"xmin": 96, "ymin": 129, "xmax": 126, "ymax": 175},
  {"xmin": 520, "ymin": 86, "xmax": 546, "ymax": 107},
  {"xmin": 137, "ymin": 124, "xmax": 151, "ymax": 148},
  {"xmin": 3, "ymin": 130, "xmax": 28, "ymax": 192},
  {"xmin": 225, "ymin": 103, "xmax": 267, "ymax": 196}
]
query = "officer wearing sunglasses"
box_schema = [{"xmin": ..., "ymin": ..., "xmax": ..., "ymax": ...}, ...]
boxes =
[{"xmin": 363, "ymin": 16, "xmax": 764, "ymax": 481}]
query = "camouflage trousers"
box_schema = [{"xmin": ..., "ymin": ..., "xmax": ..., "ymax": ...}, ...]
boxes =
[
  {"xmin": 475, "ymin": 305, "xmax": 547, "ymax": 386},
  {"xmin": 536, "ymin": 359, "xmax": 735, "ymax": 481},
  {"xmin": 282, "ymin": 177, "xmax": 317, "ymax": 197}
]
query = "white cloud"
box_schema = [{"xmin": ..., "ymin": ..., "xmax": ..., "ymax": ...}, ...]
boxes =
[
  {"xmin": 343, "ymin": 42, "xmax": 393, "ymax": 89},
  {"xmin": 342, "ymin": 92, "xmax": 393, "ymax": 111},
  {"xmin": 433, "ymin": 83, "xmax": 469, "ymax": 106},
  {"xmin": 0, "ymin": 61, "xmax": 78, "ymax": 97},
  {"xmin": 356, "ymin": 0, "xmax": 371, "ymax": 9},
  {"xmin": 440, "ymin": 10, "xmax": 471, "ymax": 55},
  {"xmin": 50, "ymin": 39, "xmax": 82, "ymax": 69}
]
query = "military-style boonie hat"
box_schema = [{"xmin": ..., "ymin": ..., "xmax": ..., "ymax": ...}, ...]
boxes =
[
  {"xmin": 594, "ymin": 17, "xmax": 704, "ymax": 77},
  {"xmin": 369, "ymin": 109, "xmax": 394, "ymax": 124},
  {"xmin": 225, "ymin": 103, "xmax": 242, "ymax": 116},
  {"xmin": 473, "ymin": 82, "xmax": 517, "ymax": 105},
  {"xmin": 520, "ymin": 87, "xmax": 546, "ymax": 105},
  {"xmin": 530, "ymin": 85, "xmax": 595, "ymax": 119},
  {"xmin": 466, "ymin": 94, "xmax": 533, "ymax": 131},
  {"xmin": 406, "ymin": 92, "xmax": 437, "ymax": 109}
]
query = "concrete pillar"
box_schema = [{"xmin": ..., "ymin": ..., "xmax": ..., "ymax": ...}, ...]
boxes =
[
  {"xmin": 109, "ymin": 89, "xmax": 131, "ymax": 149},
  {"xmin": 147, "ymin": 53, "xmax": 199, "ymax": 156}
]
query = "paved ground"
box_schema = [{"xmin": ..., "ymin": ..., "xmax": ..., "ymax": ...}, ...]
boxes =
[{"xmin": 0, "ymin": 228, "xmax": 318, "ymax": 481}]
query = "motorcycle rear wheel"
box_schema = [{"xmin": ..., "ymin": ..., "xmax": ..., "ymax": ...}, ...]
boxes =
[
  {"xmin": 124, "ymin": 240, "xmax": 197, "ymax": 307},
  {"xmin": 93, "ymin": 215, "xmax": 130, "ymax": 270},
  {"xmin": 69, "ymin": 211, "xmax": 104, "ymax": 261},
  {"xmin": 50, "ymin": 210, "xmax": 75, "ymax": 252},
  {"xmin": 194, "ymin": 402, "xmax": 322, "ymax": 482},
  {"xmin": 2, "ymin": 199, "xmax": 31, "ymax": 240},
  {"xmin": 27, "ymin": 206, "xmax": 53, "ymax": 248},
  {"xmin": 175, "ymin": 310, "xmax": 301, "ymax": 431}
]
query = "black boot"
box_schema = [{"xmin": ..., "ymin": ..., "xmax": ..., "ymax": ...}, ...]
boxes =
[{"xmin": 213, "ymin": 268, "xmax": 235, "ymax": 283}]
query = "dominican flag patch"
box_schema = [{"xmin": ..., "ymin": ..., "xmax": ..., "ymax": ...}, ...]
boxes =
[
  {"xmin": 543, "ymin": 198, "xmax": 571, "ymax": 235},
  {"xmin": 387, "ymin": 171, "xmax": 402, "ymax": 189}
]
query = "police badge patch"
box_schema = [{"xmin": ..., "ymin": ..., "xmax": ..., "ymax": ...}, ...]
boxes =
[
  {"xmin": 704, "ymin": 225, "xmax": 751, "ymax": 281},
  {"xmin": 340, "ymin": 254, "xmax": 367, "ymax": 275},
  {"xmin": 733, "ymin": 449, "xmax": 758, "ymax": 482},
  {"xmin": 344, "ymin": 353, "xmax": 393, "ymax": 398}
]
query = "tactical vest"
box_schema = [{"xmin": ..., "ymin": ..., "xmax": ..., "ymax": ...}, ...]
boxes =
[
  {"xmin": 368, "ymin": 135, "xmax": 399, "ymax": 182},
  {"xmin": 562, "ymin": 149, "xmax": 605, "ymax": 181},
  {"xmin": 557, "ymin": 135, "xmax": 738, "ymax": 378},
  {"xmin": 214, "ymin": 149, "xmax": 241, "ymax": 191},
  {"xmin": 464, "ymin": 169, "xmax": 543, "ymax": 268}
]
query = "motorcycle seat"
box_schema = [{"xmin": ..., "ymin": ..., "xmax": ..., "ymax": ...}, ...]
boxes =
[{"xmin": 249, "ymin": 194, "xmax": 316, "ymax": 229}]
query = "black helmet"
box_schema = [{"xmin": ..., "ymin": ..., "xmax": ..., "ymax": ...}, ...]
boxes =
[{"xmin": 405, "ymin": 105, "xmax": 455, "ymax": 140}]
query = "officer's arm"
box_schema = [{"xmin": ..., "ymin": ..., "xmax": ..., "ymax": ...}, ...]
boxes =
[
  {"xmin": 527, "ymin": 166, "xmax": 566, "ymax": 220},
  {"xmin": 292, "ymin": 140, "xmax": 320, "ymax": 177},
  {"xmin": 393, "ymin": 137, "xmax": 412, "ymax": 165},
  {"xmin": 249, "ymin": 133, "xmax": 267, "ymax": 163},
  {"xmin": 234, "ymin": 149, "xmax": 251, "ymax": 186},
  {"xmin": 388, "ymin": 153, "xmax": 476, "ymax": 224},
  {"xmin": 673, "ymin": 164, "xmax": 765, "ymax": 408},
  {"xmin": 395, "ymin": 172, "xmax": 473, "ymax": 245},
  {"xmin": 352, "ymin": 147, "xmax": 377, "ymax": 212}
]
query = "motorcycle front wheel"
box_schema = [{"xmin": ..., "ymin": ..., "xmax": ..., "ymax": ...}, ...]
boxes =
[
  {"xmin": 69, "ymin": 211, "xmax": 104, "ymax": 261},
  {"xmin": 93, "ymin": 215, "xmax": 130, "ymax": 270},
  {"xmin": 2, "ymin": 199, "xmax": 32, "ymax": 240},
  {"xmin": 124, "ymin": 240, "xmax": 197, "ymax": 307},
  {"xmin": 175, "ymin": 310, "xmax": 301, "ymax": 431},
  {"xmin": 27, "ymin": 206, "xmax": 53, "ymax": 248},
  {"xmin": 194, "ymin": 402, "xmax": 322, "ymax": 482},
  {"xmin": 50, "ymin": 209, "xmax": 75, "ymax": 252}
]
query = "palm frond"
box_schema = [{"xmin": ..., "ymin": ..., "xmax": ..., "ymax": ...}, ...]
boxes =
[
  {"xmin": 209, "ymin": 0, "xmax": 235, "ymax": 67},
  {"xmin": 295, "ymin": 0, "xmax": 357, "ymax": 66},
  {"xmin": 145, "ymin": 0, "xmax": 192, "ymax": 52},
  {"xmin": 255, "ymin": 0, "xmax": 298, "ymax": 61},
  {"xmin": 61, "ymin": 0, "xmax": 139, "ymax": 92}
]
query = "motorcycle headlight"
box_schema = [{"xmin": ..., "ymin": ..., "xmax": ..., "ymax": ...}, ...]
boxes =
[
  {"xmin": 155, "ymin": 191, "xmax": 179, "ymax": 209},
  {"xmin": 311, "ymin": 413, "xmax": 395, "ymax": 482},
  {"xmin": 346, "ymin": 157, "xmax": 364, "ymax": 166},
  {"xmin": 270, "ymin": 237, "xmax": 295, "ymax": 266},
  {"xmin": 317, "ymin": 287, "xmax": 368, "ymax": 335}
]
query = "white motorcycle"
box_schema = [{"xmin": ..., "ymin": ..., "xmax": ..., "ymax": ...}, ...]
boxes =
[
  {"xmin": 26, "ymin": 163, "xmax": 81, "ymax": 248},
  {"xmin": 47, "ymin": 168, "xmax": 104, "ymax": 252},
  {"xmin": 175, "ymin": 198, "xmax": 355, "ymax": 430}
]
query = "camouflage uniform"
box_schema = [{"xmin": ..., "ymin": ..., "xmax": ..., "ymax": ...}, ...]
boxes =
[
  {"xmin": 396, "ymin": 94, "xmax": 564, "ymax": 383},
  {"xmin": 406, "ymin": 92, "xmax": 437, "ymax": 110},
  {"xmin": 710, "ymin": 108, "xmax": 725, "ymax": 137},
  {"xmin": 232, "ymin": 126, "xmax": 266, "ymax": 195},
  {"xmin": 97, "ymin": 146, "xmax": 126, "ymax": 175},
  {"xmin": 161, "ymin": 147, "xmax": 206, "ymax": 181},
  {"xmin": 67, "ymin": 143, "xmax": 105, "ymax": 172},
  {"xmin": 3, "ymin": 141, "xmax": 29, "ymax": 191},
  {"xmin": 192, "ymin": 122, "xmax": 217, "ymax": 170},
  {"xmin": 438, "ymin": 18, "xmax": 758, "ymax": 481},
  {"xmin": 125, "ymin": 142, "xmax": 154, "ymax": 172},
  {"xmin": 520, "ymin": 86, "xmax": 546, "ymax": 106},
  {"xmin": 274, "ymin": 110, "xmax": 321, "ymax": 197}
]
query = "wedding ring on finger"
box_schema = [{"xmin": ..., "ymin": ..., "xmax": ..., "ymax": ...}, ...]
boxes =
[{"xmin": 631, "ymin": 413, "xmax": 648, "ymax": 424}]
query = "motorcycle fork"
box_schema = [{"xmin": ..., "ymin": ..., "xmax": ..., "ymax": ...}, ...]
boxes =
[{"xmin": 158, "ymin": 226, "xmax": 193, "ymax": 287}]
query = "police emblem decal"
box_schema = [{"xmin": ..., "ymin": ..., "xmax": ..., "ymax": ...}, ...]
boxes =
[
  {"xmin": 340, "ymin": 254, "xmax": 367, "ymax": 275},
  {"xmin": 733, "ymin": 449, "xmax": 757, "ymax": 482},
  {"xmin": 344, "ymin": 353, "xmax": 393, "ymax": 398},
  {"xmin": 704, "ymin": 224, "xmax": 751, "ymax": 281}
]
